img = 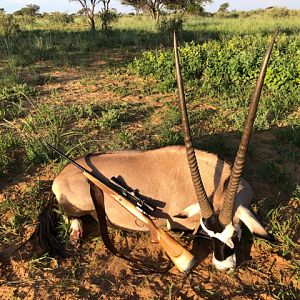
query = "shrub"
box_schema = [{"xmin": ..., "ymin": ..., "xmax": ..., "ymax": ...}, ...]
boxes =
[
  {"xmin": 99, "ymin": 9, "xmax": 119, "ymax": 31},
  {"xmin": 0, "ymin": 13, "xmax": 20, "ymax": 35},
  {"xmin": 129, "ymin": 33, "xmax": 300, "ymax": 130},
  {"xmin": 128, "ymin": 41, "xmax": 206, "ymax": 91},
  {"xmin": 156, "ymin": 16, "xmax": 184, "ymax": 34},
  {"xmin": 48, "ymin": 12, "xmax": 74, "ymax": 25},
  {"xmin": 266, "ymin": 7, "xmax": 293, "ymax": 18},
  {"xmin": 129, "ymin": 34, "xmax": 299, "ymax": 95}
]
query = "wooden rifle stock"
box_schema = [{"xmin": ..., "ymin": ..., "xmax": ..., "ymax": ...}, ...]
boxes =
[
  {"xmin": 46, "ymin": 144, "xmax": 197, "ymax": 273},
  {"xmin": 84, "ymin": 171, "xmax": 197, "ymax": 273}
]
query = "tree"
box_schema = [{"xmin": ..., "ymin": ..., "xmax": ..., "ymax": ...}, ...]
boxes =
[
  {"xmin": 69, "ymin": 0, "xmax": 101, "ymax": 31},
  {"xmin": 121, "ymin": 1, "xmax": 212, "ymax": 21},
  {"xmin": 165, "ymin": 0, "xmax": 212, "ymax": 15},
  {"xmin": 14, "ymin": 4, "xmax": 40, "ymax": 16},
  {"xmin": 77, "ymin": 8, "xmax": 86, "ymax": 15},
  {"xmin": 70, "ymin": 0, "xmax": 113, "ymax": 31},
  {"xmin": 218, "ymin": 2, "xmax": 229, "ymax": 13},
  {"xmin": 121, "ymin": 1, "xmax": 163, "ymax": 21},
  {"xmin": 48, "ymin": 12, "xmax": 74, "ymax": 25}
]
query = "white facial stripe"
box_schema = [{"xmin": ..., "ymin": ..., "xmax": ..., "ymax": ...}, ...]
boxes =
[
  {"xmin": 200, "ymin": 219, "xmax": 236, "ymax": 249},
  {"xmin": 175, "ymin": 203, "xmax": 200, "ymax": 218},
  {"xmin": 213, "ymin": 253, "xmax": 236, "ymax": 271},
  {"xmin": 236, "ymin": 205, "xmax": 269, "ymax": 237},
  {"xmin": 166, "ymin": 219, "xmax": 171, "ymax": 230}
]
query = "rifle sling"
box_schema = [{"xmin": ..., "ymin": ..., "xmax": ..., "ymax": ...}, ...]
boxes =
[{"xmin": 88, "ymin": 180, "xmax": 171, "ymax": 274}]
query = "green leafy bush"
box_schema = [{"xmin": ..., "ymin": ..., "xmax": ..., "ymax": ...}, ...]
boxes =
[
  {"xmin": 128, "ymin": 41, "xmax": 206, "ymax": 92},
  {"xmin": 99, "ymin": 9, "xmax": 119, "ymax": 31},
  {"xmin": 156, "ymin": 16, "xmax": 184, "ymax": 34},
  {"xmin": 129, "ymin": 33, "xmax": 300, "ymax": 129},
  {"xmin": 47, "ymin": 12, "xmax": 74, "ymax": 25},
  {"xmin": 130, "ymin": 34, "xmax": 299, "ymax": 94}
]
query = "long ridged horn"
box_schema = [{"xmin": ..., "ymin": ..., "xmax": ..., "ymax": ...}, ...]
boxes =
[
  {"xmin": 174, "ymin": 31, "xmax": 214, "ymax": 219},
  {"xmin": 219, "ymin": 31, "xmax": 279, "ymax": 226}
]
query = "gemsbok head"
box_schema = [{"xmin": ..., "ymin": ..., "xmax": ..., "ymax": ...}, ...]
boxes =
[{"xmin": 34, "ymin": 31, "xmax": 278, "ymax": 272}]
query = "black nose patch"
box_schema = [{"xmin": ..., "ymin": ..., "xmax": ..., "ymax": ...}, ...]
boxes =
[
  {"xmin": 202, "ymin": 214, "xmax": 224, "ymax": 233},
  {"xmin": 212, "ymin": 237, "xmax": 235, "ymax": 261},
  {"xmin": 201, "ymin": 215, "xmax": 237, "ymax": 261}
]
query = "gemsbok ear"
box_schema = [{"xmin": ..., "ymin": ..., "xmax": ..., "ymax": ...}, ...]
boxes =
[
  {"xmin": 173, "ymin": 203, "xmax": 200, "ymax": 219},
  {"xmin": 235, "ymin": 206, "xmax": 275, "ymax": 242}
]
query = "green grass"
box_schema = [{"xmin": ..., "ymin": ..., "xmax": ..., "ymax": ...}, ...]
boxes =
[
  {"xmin": 185, "ymin": 15, "xmax": 300, "ymax": 36},
  {"xmin": 268, "ymin": 185, "xmax": 300, "ymax": 258},
  {"xmin": 0, "ymin": 132, "xmax": 20, "ymax": 176},
  {"xmin": 0, "ymin": 83, "xmax": 36, "ymax": 120},
  {"xmin": 0, "ymin": 181, "xmax": 47, "ymax": 243}
]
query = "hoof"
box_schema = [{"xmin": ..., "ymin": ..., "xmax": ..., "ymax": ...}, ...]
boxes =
[{"xmin": 69, "ymin": 219, "xmax": 83, "ymax": 249}]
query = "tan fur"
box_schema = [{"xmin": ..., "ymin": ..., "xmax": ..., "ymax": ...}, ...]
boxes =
[{"xmin": 52, "ymin": 146, "xmax": 253, "ymax": 232}]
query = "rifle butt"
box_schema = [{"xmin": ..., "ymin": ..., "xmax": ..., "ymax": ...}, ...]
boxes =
[{"xmin": 157, "ymin": 229, "xmax": 197, "ymax": 273}]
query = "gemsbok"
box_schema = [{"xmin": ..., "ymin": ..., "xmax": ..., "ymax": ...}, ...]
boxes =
[{"xmin": 36, "ymin": 32, "xmax": 278, "ymax": 272}]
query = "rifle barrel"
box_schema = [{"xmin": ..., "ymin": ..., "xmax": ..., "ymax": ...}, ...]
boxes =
[{"xmin": 47, "ymin": 143, "xmax": 88, "ymax": 173}]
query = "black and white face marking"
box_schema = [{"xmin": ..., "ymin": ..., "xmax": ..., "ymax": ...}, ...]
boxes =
[
  {"xmin": 174, "ymin": 203, "xmax": 273, "ymax": 270},
  {"xmin": 201, "ymin": 215, "xmax": 242, "ymax": 271}
]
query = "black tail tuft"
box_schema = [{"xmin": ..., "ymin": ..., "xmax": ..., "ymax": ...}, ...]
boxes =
[
  {"xmin": 0, "ymin": 193, "xmax": 65, "ymax": 264},
  {"xmin": 30, "ymin": 193, "xmax": 65, "ymax": 257}
]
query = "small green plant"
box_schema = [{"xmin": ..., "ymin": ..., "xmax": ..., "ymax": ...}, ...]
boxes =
[
  {"xmin": 0, "ymin": 181, "xmax": 46, "ymax": 242},
  {"xmin": 26, "ymin": 253, "xmax": 58, "ymax": 272},
  {"xmin": 0, "ymin": 131, "xmax": 20, "ymax": 176},
  {"xmin": 91, "ymin": 102, "xmax": 151, "ymax": 132},
  {"xmin": 107, "ymin": 127, "xmax": 135, "ymax": 150},
  {"xmin": 259, "ymin": 161, "xmax": 288, "ymax": 187},
  {"xmin": 56, "ymin": 210, "xmax": 71, "ymax": 246},
  {"xmin": 98, "ymin": 107, "xmax": 125, "ymax": 129},
  {"xmin": 275, "ymin": 286, "xmax": 297, "ymax": 300},
  {"xmin": 156, "ymin": 103, "xmax": 182, "ymax": 146},
  {"xmin": 267, "ymin": 185, "xmax": 300, "ymax": 257},
  {"xmin": 0, "ymin": 83, "xmax": 36, "ymax": 120}
]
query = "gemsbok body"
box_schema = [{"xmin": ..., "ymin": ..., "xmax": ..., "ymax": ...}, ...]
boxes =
[{"xmin": 40, "ymin": 32, "xmax": 278, "ymax": 271}]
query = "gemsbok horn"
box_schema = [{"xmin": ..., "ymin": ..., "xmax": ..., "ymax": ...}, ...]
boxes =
[
  {"xmin": 173, "ymin": 30, "xmax": 278, "ymax": 270},
  {"xmin": 32, "ymin": 31, "xmax": 278, "ymax": 271}
]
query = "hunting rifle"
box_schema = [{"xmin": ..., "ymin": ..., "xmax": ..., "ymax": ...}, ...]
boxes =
[{"xmin": 47, "ymin": 144, "xmax": 197, "ymax": 273}]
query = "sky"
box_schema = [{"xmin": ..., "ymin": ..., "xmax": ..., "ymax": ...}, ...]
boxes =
[{"xmin": 1, "ymin": 0, "xmax": 300, "ymax": 14}]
